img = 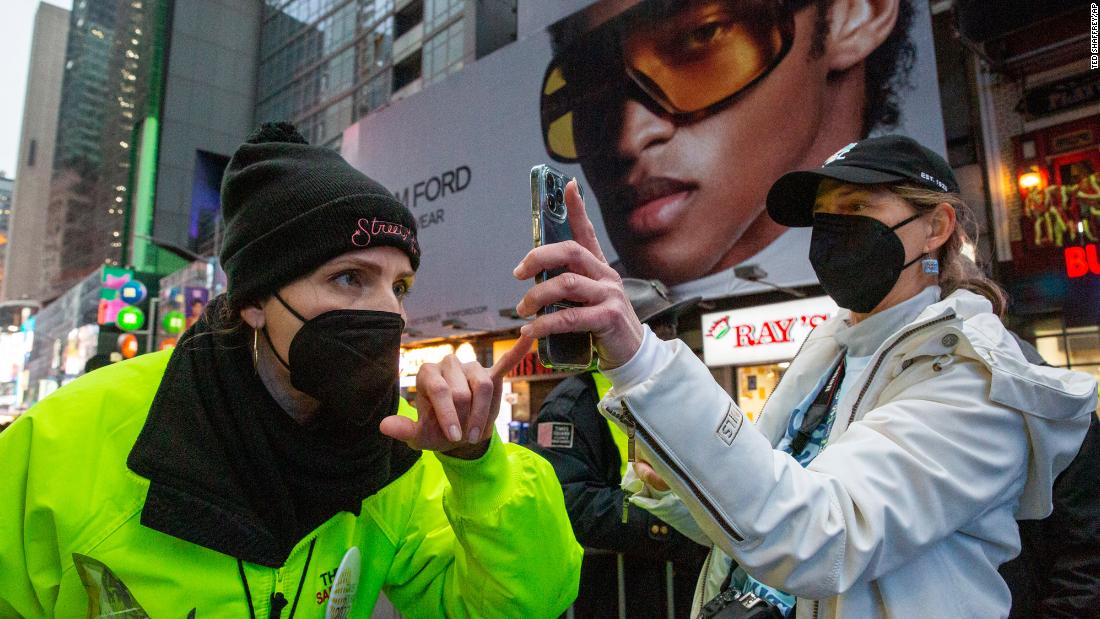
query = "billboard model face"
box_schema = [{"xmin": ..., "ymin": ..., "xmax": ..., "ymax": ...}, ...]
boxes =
[
  {"xmin": 343, "ymin": 0, "xmax": 944, "ymax": 340},
  {"xmin": 540, "ymin": 0, "xmax": 946, "ymax": 297}
]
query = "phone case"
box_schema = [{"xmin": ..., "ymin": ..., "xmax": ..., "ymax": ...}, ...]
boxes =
[{"xmin": 531, "ymin": 164, "xmax": 594, "ymax": 370}]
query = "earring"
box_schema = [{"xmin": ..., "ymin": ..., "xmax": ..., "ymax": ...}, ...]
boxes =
[
  {"xmin": 252, "ymin": 328, "xmax": 259, "ymax": 365},
  {"xmin": 921, "ymin": 256, "xmax": 940, "ymax": 274}
]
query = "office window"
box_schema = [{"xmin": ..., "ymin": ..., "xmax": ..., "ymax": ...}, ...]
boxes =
[
  {"xmin": 189, "ymin": 150, "xmax": 230, "ymax": 256},
  {"xmin": 424, "ymin": 0, "xmax": 461, "ymax": 33},
  {"xmin": 393, "ymin": 52, "xmax": 421, "ymax": 91},
  {"xmin": 423, "ymin": 20, "xmax": 463, "ymax": 85},
  {"xmin": 319, "ymin": 95, "xmax": 352, "ymax": 144},
  {"xmin": 394, "ymin": 1, "xmax": 423, "ymax": 39},
  {"xmin": 320, "ymin": 47, "xmax": 356, "ymax": 98},
  {"xmin": 358, "ymin": 0, "xmax": 394, "ymax": 30},
  {"xmin": 320, "ymin": 1, "xmax": 357, "ymax": 55},
  {"xmin": 355, "ymin": 70, "xmax": 391, "ymax": 118},
  {"xmin": 1030, "ymin": 318, "xmax": 1100, "ymax": 389},
  {"xmin": 358, "ymin": 15, "xmax": 392, "ymax": 75},
  {"xmin": 282, "ymin": 0, "xmax": 344, "ymax": 26}
]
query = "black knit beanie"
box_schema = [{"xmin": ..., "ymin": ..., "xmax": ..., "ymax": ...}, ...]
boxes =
[{"xmin": 219, "ymin": 122, "xmax": 420, "ymax": 308}]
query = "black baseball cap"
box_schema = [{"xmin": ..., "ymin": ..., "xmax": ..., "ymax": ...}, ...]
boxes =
[{"xmin": 766, "ymin": 134, "xmax": 959, "ymax": 228}]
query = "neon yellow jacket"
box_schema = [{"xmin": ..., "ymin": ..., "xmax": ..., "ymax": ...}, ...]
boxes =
[{"xmin": 0, "ymin": 351, "xmax": 581, "ymax": 617}]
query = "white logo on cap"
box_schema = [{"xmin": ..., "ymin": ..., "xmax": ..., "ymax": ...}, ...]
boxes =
[
  {"xmin": 920, "ymin": 172, "xmax": 949, "ymax": 191},
  {"xmin": 824, "ymin": 143, "xmax": 858, "ymax": 166}
]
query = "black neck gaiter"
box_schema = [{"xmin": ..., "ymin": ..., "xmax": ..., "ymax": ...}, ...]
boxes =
[{"xmin": 127, "ymin": 294, "xmax": 419, "ymax": 566}]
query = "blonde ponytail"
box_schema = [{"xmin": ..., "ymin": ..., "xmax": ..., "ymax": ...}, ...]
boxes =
[{"xmin": 889, "ymin": 185, "xmax": 1008, "ymax": 316}]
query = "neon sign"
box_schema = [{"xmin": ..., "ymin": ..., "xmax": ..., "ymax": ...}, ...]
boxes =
[{"xmin": 1065, "ymin": 243, "xmax": 1100, "ymax": 278}]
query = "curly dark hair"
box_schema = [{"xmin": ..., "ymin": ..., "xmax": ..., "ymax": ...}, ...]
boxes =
[{"xmin": 808, "ymin": 0, "xmax": 917, "ymax": 134}]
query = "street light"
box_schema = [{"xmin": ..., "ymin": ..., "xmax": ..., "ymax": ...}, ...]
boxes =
[
  {"xmin": 133, "ymin": 233, "xmax": 208, "ymax": 263},
  {"xmin": 733, "ymin": 265, "xmax": 807, "ymax": 299}
]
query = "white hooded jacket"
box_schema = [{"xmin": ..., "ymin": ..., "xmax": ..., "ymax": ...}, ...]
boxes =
[{"xmin": 601, "ymin": 288, "xmax": 1097, "ymax": 618}]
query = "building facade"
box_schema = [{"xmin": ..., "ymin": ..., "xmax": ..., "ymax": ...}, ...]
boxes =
[
  {"xmin": 255, "ymin": 0, "xmax": 517, "ymax": 149},
  {"xmin": 133, "ymin": 0, "xmax": 262, "ymax": 267},
  {"xmin": 0, "ymin": 176, "xmax": 12, "ymax": 291},
  {"xmin": 3, "ymin": 2, "xmax": 70, "ymax": 303},
  {"xmin": 957, "ymin": 1, "xmax": 1100, "ymax": 387},
  {"xmin": 42, "ymin": 0, "xmax": 158, "ymax": 299}
]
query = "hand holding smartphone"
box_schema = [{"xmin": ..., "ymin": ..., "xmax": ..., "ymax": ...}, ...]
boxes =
[{"xmin": 531, "ymin": 165, "xmax": 594, "ymax": 370}]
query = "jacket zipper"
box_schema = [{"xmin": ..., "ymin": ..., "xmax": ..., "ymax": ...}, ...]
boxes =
[
  {"xmin": 608, "ymin": 401, "xmax": 745, "ymax": 543},
  {"xmin": 270, "ymin": 568, "xmax": 287, "ymax": 619},
  {"xmin": 752, "ymin": 313, "xmax": 952, "ymax": 619},
  {"xmin": 752, "ymin": 325, "xmax": 822, "ymax": 619},
  {"xmin": 697, "ymin": 550, "xmax": 714, "ymax": 614},
  {"xmin": 269, "ymin": 591, "xmax": 288, "ymax": 619},
  {"xmin": 266, "ymin": 537, "xmax": 317, "ymax": 619},
  {"xmin": 621, "ymin": 420, "xmax": 637, "ymax": 523},
  {"xmin": 801, "ymin": 314, "xmax": 955, "ymax": 619},
  {"xmin": 847, "ymin": 312, "xmax": 957, "ymax": 426}
]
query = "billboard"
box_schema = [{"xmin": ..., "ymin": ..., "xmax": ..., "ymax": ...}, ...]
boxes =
[{"xmin": 343, "ymin": 0, "xmax": 945, "ymax": 340}]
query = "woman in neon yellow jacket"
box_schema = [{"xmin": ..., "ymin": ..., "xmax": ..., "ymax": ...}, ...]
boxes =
[{"xmin": 0, "ymin": 123, "xmax": 582, "ymax": 618}]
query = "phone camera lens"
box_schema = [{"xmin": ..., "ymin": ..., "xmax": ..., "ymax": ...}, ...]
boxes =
[
  {"xmin": 554, "ymin": 188, "xmax": 565, "ymax": 204},
  {"xmin": 545, "ymin": 175, "xmax": 555, "ymax": 193},
  {"xmin": 547, "ymin": 195, "xmax": 566, "ymax": 219}
]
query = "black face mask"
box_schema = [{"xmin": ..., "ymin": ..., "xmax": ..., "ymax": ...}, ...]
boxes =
[
  {"xmin": 264, "ymin": 292, "xmax": 404, "ymax": 431},
  {"xmin": 809, "ymin": 212, "xmax": 925, "ymax": 313}
]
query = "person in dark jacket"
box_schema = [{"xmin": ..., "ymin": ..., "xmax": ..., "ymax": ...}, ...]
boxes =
[
  {"xmin": 1000, "ymin": 336, "xmax": 1100, "ymax": 618},
  {"xmin": 528, "ymin": 278, "xmax": 709, "ymax": 618}
]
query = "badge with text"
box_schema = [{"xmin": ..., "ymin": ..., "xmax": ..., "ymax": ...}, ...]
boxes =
[
  {"xmin": 73, "ymin": 553, "xmax": 151, "ymax": 618},
  {"xmin": 326, "ymin": 546, "xmax": 361, "ymax": 619},
  {"xmin": 716, "ymin": 404, "xmax": 744, "ymax": 446},
  {"xmin": 537, "ymin": 422, "xmax": 575, "ymax": 448}
]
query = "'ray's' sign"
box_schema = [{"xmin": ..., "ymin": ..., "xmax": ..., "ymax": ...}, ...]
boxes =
[{"xmin": 701, "ymin": 297, "xmax": 839, "ymax": 367}]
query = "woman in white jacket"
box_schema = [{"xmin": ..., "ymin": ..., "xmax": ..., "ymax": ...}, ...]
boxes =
[{"xmin": 512, "ymin": 135, "xmax": 1097, "ymax": 618}]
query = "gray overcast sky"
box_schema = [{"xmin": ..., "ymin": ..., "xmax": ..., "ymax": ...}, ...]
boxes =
[{"xmin": 1, "ymin": 0, "xmax": 72, "ymax": 180}]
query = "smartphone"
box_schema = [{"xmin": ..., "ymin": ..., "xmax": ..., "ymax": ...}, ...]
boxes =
[{"xmin": 531, "ymin": 164, "xmax": 594, "ymax": 370}]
